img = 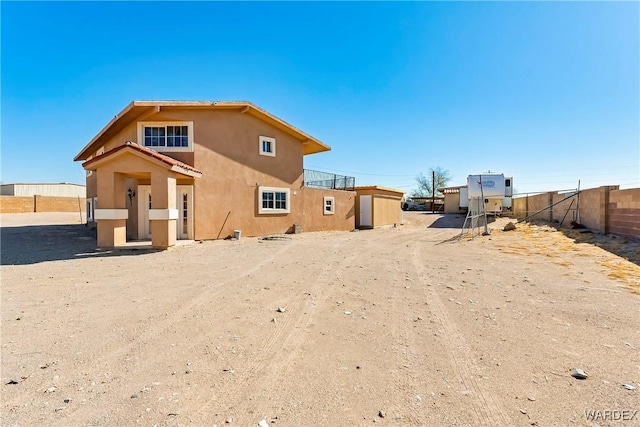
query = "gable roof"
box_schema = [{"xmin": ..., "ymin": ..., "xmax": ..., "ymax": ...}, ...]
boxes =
[
  {"xmin": 82, "ymin": 141, "xmax": 203, "ymax": 178},
  {"xmin": 74, "ymin": 100, "xmax": 331, "ymax": 161}
]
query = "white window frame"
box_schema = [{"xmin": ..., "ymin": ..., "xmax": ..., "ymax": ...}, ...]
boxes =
[
  {"xmin": 259, "ymin": 136, "xmax": 276, "ymax": 157},
  {"xmin": 258, "ymin": 186, "xmax": 290, "ymax": 214},
  {"xmin": 137, "ymin": 121, "xmax": 194, "ymax": 152},
  {"xmin": 323, "ymin": 196, "xmax": 335, "ymax": 215}
]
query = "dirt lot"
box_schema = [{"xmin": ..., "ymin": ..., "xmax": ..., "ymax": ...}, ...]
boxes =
[{"xmin": 1, "ymin": 212, "xmax": 639, "ymax": 426}]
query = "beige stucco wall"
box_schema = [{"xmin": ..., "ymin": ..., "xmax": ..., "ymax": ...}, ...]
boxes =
[
  {"xmin": 187, "ymin": 109, "xmax": 306, "ymax": 239},
  {"xmin": 298, "ymin": 187, "xmax": 355, "ymax": 233},
  {"xmin": 355, "ymin": 188, "xmax": 404, "ymax": 228}
]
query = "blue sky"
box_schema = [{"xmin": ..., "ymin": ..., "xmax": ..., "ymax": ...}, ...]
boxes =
[{"xmin": 2, "ymin": 1, "xmax": 638, "ymax": 194}]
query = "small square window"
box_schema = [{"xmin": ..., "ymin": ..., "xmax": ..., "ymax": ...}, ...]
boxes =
[
  {"xmin": 324, "ymin": 196, "xmax": 335, "ymax": 215},
  {"xmin": 259, "ymin": 136, "xmax": 276, "ymax": 157}
]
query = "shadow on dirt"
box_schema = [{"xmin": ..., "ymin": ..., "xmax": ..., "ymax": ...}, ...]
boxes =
[
  {"xmin": 561, "ymin": 228, "xmax": 639, "ymax": 267},
  {"xmin": 427, "ymin": 213, "xmax": 499, "ymax": 229},
  {"xmin": 1, "ymin": 224, "xmax": 159, "ymax": 266},
  {"xmin": 426, "ymin": 213, "xmax": 466, "ymax": 229}
]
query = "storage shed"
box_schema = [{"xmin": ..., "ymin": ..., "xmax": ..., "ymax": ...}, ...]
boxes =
[
  {"xmin": 438, "ymin": 186, "xmax": 467, "ymax": 213},
  {"xmin": 354, "ymin": 186, "xmax": 405, "ymax": 229}
]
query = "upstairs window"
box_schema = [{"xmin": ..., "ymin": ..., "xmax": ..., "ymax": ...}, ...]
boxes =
[
  {"xmin": 259, "ymin": 136, "xmax": 276, "ymax": 157},
  {"xmin": 137, "ymin": 122, "xmax": 194, "ymax": 152},
  {"xmin": 144, "ymin": 126, "xmax": 189, "ymax": 147}
]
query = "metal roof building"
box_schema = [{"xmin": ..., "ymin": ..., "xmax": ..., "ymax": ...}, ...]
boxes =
[{"xmin": 1, "ymin": 183, "xmax": 86, "ymax": 198}]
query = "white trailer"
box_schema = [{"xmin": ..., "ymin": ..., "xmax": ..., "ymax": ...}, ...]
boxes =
[
  {"xmin": 459, "ymin": 187, "xmax": 469, "ymax": 209},
  {"xmin": 465, "ymin": 174, "xmax": 513, "ymax": 214}
]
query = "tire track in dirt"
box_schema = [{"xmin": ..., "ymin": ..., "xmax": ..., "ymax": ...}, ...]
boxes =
[
  {"xmin": 387, "ymin": 246, "xmax": 423, "ymax": 426},
  {"xmin": 189, "ymin": 237, "xmax": 359, "ymax": 422},
  {"xmin": 85, "ymin": 240, "xmax": 302, "ymax": 375},
  {"xmin": 411, "ymin": 244, "xmax": 512, "ymax": 426}
]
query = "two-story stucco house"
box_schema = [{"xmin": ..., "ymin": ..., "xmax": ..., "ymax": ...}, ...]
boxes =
[{"xmin": 74, "ymin": 101, "xmax": 356, "ymax": 249}]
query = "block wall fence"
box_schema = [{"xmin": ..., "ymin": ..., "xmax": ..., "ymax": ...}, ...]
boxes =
[
  {"xmin": 512, "ymin": 185, "xmax": 640, "ymax": 240},
  {"xmin": 0, "ymin": 196, "xmax": 86, "ymax": 214}
]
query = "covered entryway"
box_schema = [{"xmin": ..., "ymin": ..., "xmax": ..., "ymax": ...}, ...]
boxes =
[
  {"xmin": 138, "ymin": 185, "xmax": 194, "ymax": 240},
  {"xmin": 82, "ymin": 142, "xmax": 202, "ymax": 249}
]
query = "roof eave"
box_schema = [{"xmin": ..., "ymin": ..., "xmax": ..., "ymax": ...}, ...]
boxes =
[{"xmin": 75, "ymin": 100, "xmax": 332, "ymax": 160}]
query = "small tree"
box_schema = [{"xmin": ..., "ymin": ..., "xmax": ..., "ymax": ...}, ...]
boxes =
[{"xmin": 410, "ymin": 167, "xmax": 452, "ymax": 198}]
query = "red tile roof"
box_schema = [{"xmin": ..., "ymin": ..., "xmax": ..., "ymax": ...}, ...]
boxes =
[{"xmin": 82, "ymin": 141, "xmax": 203, "ymax": 177}]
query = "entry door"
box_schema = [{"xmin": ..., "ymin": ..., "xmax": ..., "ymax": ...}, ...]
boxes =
[
  {"xmin": 137, "ymin": 185, "xmax": 193, "ymax": 240},
  {"xmin": 138, "ymin": 186, "xmax": 152, "ymax": 240},
  {"xmin": 360, "ymin": 195, "xmax": 372, "ymax": 228},
  {"xmin": 176, "ymin": 186, "xmax": 193, "ymax": 240}
]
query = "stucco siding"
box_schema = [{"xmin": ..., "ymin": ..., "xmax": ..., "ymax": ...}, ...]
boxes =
[
  {"xmin": 102, "ymin": 124, "xmax": 138, "ymax": 154},
  {"xmin": 188, "ymin": 109, "xmax": 307, "ymax": 239},
  {"xmin": 298, "ymin": 187, "xmax": 356, "ymax": 233}
]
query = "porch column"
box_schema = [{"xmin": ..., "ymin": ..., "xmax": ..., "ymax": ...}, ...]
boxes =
[
  {"xmin": 150, "ymin": 172, "xmax": 177, "ymax": 249},
  {"xmin": 95, "ymin": 170, "xmax": 128, "ymax": 248}
]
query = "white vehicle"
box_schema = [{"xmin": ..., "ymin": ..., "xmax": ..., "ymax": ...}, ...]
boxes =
[{"xmin": 460, "ymin": 174, "xmax": 513, "ymax": 214}]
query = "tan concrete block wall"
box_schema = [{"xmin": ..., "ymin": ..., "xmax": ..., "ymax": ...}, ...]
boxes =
[
  {"xmin": 35, "ymin": 196, "xmax": 86, "ymax": 213},
  {"xmin": 0, "ymin": 196, "xmax": 34, "ymax": 213},
  {"xmin": 513, "ymin": 192, "xmax": 555, "ymax": 221},
  {"xmin": 608, "ymin": 188, "xmax": 640, "ymax": 239},
  {"xmin": 0, "ymin": 196, "xmax": 87, "ymax": 214},
  {"xmin": 513, "ymin": 185, "xmax": 639, "ymax": 239},
  {"xmin": 512, "ymin": 196, "xmax": 526, "ymax": 218},
  {"xmin": 575, "ymin": 187, "xmax": 602, "ymax": 231},
  {"xmin": 551, "ymin": 192, "xmax": 578, "ymax": 226}
]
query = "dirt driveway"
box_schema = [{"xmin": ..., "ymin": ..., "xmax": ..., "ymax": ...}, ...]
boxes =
[{"xmin": 1, "ymin": 212, "xmax": 639, "ymax": 426}]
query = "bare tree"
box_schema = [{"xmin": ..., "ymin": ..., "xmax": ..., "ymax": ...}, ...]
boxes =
[{"xmin": 410, "ymin": 167, "xmax": 452, "ymax": 198}]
